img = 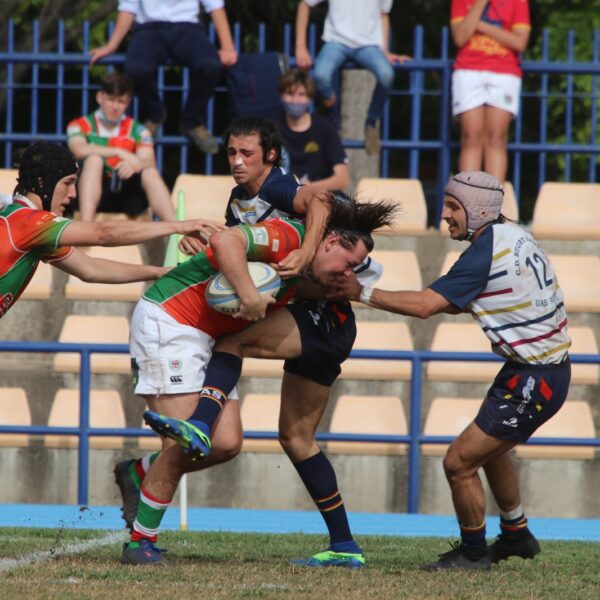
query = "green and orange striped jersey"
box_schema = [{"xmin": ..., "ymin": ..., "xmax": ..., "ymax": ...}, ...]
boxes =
[
  {"xmin": 0, "ymin": 197, "xmax": 73, "ymax": 317},
  {"xmin": 66, "ymin": 110, "xmax": 153, "ymax": 174},
  {"xmin": 143, "ymin": 218, "xmax": 304, "ymax": 339}
]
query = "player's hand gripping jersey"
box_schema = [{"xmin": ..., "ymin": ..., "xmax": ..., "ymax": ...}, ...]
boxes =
[
  {"xmin": 0, "ymin": 198, "xmax": 73, "ymax": 316},
  {"xmin": 143, "ymin": 218, "xmax": 304, "ymax": 338}
]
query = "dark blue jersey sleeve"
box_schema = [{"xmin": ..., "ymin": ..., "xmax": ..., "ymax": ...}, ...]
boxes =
[
  {"xmin": 429, "ymin": 227, "xmax": 494, "ymax": 310},
  {"xmin": 260, "ymin": 171, "xmax": 299, "ymax": 215}
]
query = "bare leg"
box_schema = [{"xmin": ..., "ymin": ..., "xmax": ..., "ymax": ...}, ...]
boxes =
[
  {"xmin": 77, "ymin": 155, "xmax": 104, "ymax": 222},
  {"xmin": 443, "ymin": 422, "xmax": 517, "ymax": 527},
  {"xmin": 140, "ymin": 167, "xmax": 176, "ymax": 221},
  {"xmin": 142, "ymin": 392, "xmax": 201, "ymax": 500},
  {"xmin": 278, "ymin": 372, "xmax": 329, "ymax": 461},
  {"xmin": 215, "ymin": 307, "xmax": 303, "ymax": 360},
  {"xmin": 483, "ymin": 452, "xmax": 521, "ymax": 512},
  {"xmin": 483, "ymin": 106, "xmax": 512, "ymax": 182},
  {"xmin": 458, "ymin": 106, "xmax": 485, "ymax": 173}
]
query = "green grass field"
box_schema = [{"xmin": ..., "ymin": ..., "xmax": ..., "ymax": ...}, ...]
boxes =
[{"xmin": 2, "ymin": 528, "xmax": 600, "ymax": 599}]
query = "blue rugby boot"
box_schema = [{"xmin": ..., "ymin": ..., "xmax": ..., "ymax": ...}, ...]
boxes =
[
  {"xmin": 121, "ymin": 539, "xmax": 168, "ymax": 566},
  {"xmin": 143, "ymin": 410, "xmax": 211, "ymax": 460}
]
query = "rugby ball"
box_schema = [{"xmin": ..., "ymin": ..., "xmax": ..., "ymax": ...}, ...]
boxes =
[{"xmin": 206, "ymin": 262, "xmax": 281, "ymax": 314}]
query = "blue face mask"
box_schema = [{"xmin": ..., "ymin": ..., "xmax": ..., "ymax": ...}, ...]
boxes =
[
  {"xmin": 97, "ymin": 109, "xmax": 124, "ymax": 128},
  {"xmin": 282, "ymin": 101, "xmax": 313, "ymax": 119}
]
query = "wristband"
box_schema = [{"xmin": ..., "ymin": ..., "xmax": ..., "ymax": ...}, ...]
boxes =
[{"xmin": 359, "ymin": 286, "xmax": 373, "ymax": 305}]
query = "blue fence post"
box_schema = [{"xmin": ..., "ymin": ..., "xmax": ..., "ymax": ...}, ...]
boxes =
[
  {"xmin": 4, "ymin": 20, "xmax": 15, "ymax": 168},
  {"xmin": 408, "ymin": 26, "xmax": 424, "ymax": 179},
  {"xmin": 437, "ymin": 26, "xmax": 452, "ymax": 225},
  {"xmin": 407, "ymin": 354, "xmax": 423, "ymax": 514},
  {"xmin": 590, "ymin": 30, "xmax": 599, "ymax": 182},
  {"xmin": 77, "ymin": 349, "xmax": 92, "ymax": 505}
]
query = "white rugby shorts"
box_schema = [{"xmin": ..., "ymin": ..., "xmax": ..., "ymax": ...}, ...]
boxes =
[
  {"xmin": 452, "ymin": 69, "xmax": 521, "ymax": 117},
  {"xmin": 129, "ymin": 299, "xmax": 239, "ymax": 399}
]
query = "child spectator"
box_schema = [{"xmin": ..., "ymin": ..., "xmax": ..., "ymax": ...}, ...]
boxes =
[
  {"xmin": 277, "ymin": 70, "xmax": 349, "ymax": 191},
  {"xmin": 66, "ymin": 73, "xmax": 175, "ymax": 222}
]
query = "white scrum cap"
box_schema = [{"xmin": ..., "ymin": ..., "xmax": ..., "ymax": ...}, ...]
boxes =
[{"xmin": 444, "ymin": 171, "xmax": 504, "ymax": 234}]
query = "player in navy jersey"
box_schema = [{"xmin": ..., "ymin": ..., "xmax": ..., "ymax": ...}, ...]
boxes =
[{"xmin": 332, "ymin": 171, "xmax": 571, "ymax": 570}]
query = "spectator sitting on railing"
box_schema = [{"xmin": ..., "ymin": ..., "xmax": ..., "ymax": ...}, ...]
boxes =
[
  {"xmin": 295, "ymin": 0, "xmax": 409, "ymax": 155},
  {"xmin": 67, "ymin": 73, "xmax": 175, "ymax": 223},
  {"xmin": 277, "ymin": 69, "xmax": 349, "ymax": 192},
  {"xmin": 0, "ymin": 140, "xmax": 224, "ymax": 319},
  {"xmin": 450, "ymin": 0, "xmax": 531, "ymax": 181},
  {"xmin": 330, "ymin": 171, "xmax": 571, "ymax": 571},
  {"xmin": 89, "ymin": 0, "xmax": 238, "ymax": 154}
]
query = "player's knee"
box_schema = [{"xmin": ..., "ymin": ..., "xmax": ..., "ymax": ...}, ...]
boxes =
[
  {"xmin": 442, "ymin": 446, "xmax": 469, "ymax": 481},
  {"xmin": 278, "ymin": 430, "xmax": 312, "ymax": 460},
  {"xmin": 211, "ymin": 431, "xmax": 243, "ymax": 463}
]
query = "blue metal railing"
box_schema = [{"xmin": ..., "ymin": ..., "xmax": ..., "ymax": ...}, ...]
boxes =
[
  {"xmin": 2, "ymin": 21, "xmax": 600, "ymax": 222},
  {"xmin": 0, "ymin": 341, "xmax": 598, "ymax": 513}
]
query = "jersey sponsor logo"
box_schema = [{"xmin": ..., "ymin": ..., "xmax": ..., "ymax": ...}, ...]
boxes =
[
  {"xmin": 502, "ymin": 417, "xmax": 518, "ymax": 428},
  {"xmin": 169, "ymin": 375, "xmax": 183, "ymax": 384},
  {"xmin": 249, "ymin": 227, "xmax": 268, "ymax": 246},
  {"xmin": 169, "ymin": 359, "xmax": 182, "ymax": 371}
]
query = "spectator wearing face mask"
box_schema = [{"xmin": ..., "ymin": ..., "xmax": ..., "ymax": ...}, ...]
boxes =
[{"xmin": 276, "ymin": 70, "xmax": 349, "ymax": 192}]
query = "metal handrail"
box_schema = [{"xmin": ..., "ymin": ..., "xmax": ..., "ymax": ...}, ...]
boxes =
[{"xmin": 0, "ymin": 341, "xmax": 597, "ymax": 512}]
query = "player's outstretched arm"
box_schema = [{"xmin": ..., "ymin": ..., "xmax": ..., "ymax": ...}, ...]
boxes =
[
  {"xmin": 58, "ymin": 218, "xmax": 225, "ymax": 248},
  {"xmin": 54, "ymin": 248, "xmax": 168, "ymax": 283},
  {"xmin": 328, "ymin": 273, "xmax": 454, "ymax": 318}
]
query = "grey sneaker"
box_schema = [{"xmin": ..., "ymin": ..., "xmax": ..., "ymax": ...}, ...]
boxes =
[
  {"xmin": 364, "ymin": 121, "xmax": 381, "ymax": 155},
  {"xmin": 182, "ymin": 125, "xmax": 219, "ymax": 154},
  {"xmin": 114, "ymin": 459, "xmax": 141, "ymax": 531}
]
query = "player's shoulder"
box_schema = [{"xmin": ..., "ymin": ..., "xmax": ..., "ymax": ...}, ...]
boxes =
[{"xmin": 261, "ymin": 166, "xmax": 299, "ymax": 191}]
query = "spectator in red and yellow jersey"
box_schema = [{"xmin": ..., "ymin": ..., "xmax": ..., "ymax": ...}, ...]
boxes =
[
  {"xmin": 451, "ymin": 0, "xmax": 531, "ymax": 182},
  {"xmin": 67, "ymin": 73, "xmax": 174, "ymax": 222}
]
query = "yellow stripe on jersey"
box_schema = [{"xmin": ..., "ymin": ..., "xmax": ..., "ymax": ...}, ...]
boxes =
[
  {"xmin": 473, "ymin": 300, "xmax": 532, "ymax": 317},
  {"xmin": 525, "ymin": 341, "xmax": 572, "ymax": 363},
  {"xmin": 492, "ymin": 248, "xmax": 511, "ymax": 261}
]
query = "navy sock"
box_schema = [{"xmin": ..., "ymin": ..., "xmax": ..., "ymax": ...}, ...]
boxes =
[
  {"xmin": 189, "ymin": 351, "xmax": 242, "ymax": 432},
  {"xmin": 459, "ymin": 521, "xmax": 487, "ymax": 555},
  {"xmin": 294, "ymin": 451, "xmax": 359, "ymax": 550}
]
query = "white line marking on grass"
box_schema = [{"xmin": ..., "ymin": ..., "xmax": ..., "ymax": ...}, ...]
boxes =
[{"xmin": 0, "ymin": 531, "xmax": 125, "ymax": 573}]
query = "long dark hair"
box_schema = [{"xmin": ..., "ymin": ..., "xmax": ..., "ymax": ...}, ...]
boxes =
[{"xmin": 324, "ymin": 191, "xmax": 398, "ymax": 252}]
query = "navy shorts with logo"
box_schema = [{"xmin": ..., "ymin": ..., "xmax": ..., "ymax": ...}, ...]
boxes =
[
  {"xmin": 475, "ymin": 358, "xmax": 571, "ymax": 443},
  {"xmin": 283, "ymin": 300, "xmax": 357, "ymax": 387}
]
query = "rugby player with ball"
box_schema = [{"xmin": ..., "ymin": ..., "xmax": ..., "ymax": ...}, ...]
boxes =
[{"xmin": 122, "ymin": 195, "xmax": 395, "ymax": 565}]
